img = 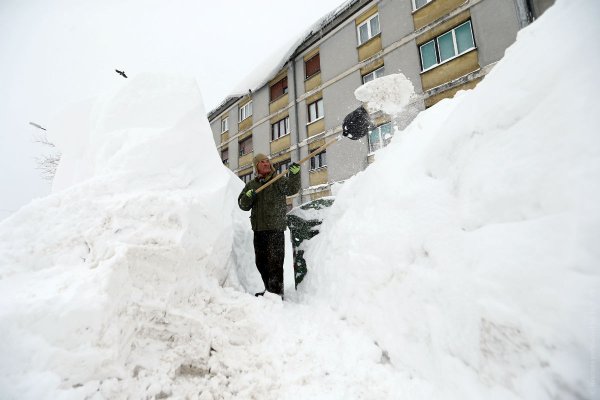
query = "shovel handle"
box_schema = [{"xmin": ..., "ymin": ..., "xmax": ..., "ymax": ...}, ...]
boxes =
[{"xmin": 255, "ymin": 135, "xmax": 341, "ymax": 194}]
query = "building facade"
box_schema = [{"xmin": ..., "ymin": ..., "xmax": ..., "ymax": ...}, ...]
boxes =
[{"xmin": 208, "ymin": 0, "xmax": 552, "ymax": 207}]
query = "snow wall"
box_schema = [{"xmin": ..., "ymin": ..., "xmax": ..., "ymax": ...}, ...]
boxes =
[
  {"xmin": 301, "ymin": 1, "xmax": 600, "ymax": 399},
  {"xmin": 0, "ymin": 73, "xmax": 260, "ymax": 397}
]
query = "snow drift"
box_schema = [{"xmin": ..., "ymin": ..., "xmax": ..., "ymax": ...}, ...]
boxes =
[
  {"xmin": 0, "ymin": 74, "xmax": 251, "ymax": 398},
  {"xmin": 302, "ymin": 0, "xmax": 600, "ymax": 399}
]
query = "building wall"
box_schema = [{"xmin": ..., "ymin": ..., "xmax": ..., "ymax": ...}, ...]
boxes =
[
  {"xmin": 319, "ymin": 22, "xmax": 358, "ymax": 82},
  {"xmin": 471, "ymin": 0, "xmax": 521, "ymax": 66},
  {"xmin": 379, "ymin": 0, "xmax": 415, "ymax": 47},
  {"xmin": 252, "ymin": 85, "xmax": 271, "ymax": 158},
  {"xmin": 323, "ymin": 71, "xmax": 368, "ymax": 183},
  {"xmin": 531, "ymin": 0, "xmax": 555, "ymax": 17},
  {"xmin": 208, "ymin": 0, "xmax": 547, "ymax": 204}
]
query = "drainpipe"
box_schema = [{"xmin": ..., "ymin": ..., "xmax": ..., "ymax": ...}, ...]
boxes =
[
  {"xmin": 291, "ymin": 58, "xmax": 303, "ymax": 203},
  {"xmin": 514, "ymin": 0, "xmax": 534, "ymax": 28}
]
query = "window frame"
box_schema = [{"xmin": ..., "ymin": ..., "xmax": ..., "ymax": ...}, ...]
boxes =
[
  {"xmin": 221, "ymin": 148, "xmax": 229, "ymax": 164},
  {"xmin": 362, "ymin": 66, "xmax": 385, "ymax": 84},
  {"xmin": 221, "ymin": 117, "xmax": 229, "ymax": 133},
  {"xmin": 238, "ymin": 101, "xmax": 253, "ymax": 122},
  {"xmin": 271, "ymin": 116, "xmax": 290, "ymax": 141},
  {"xmin": 238, "ymin": 136, "xmax": 253, "ymax": 157},
  {"xmin": 310, "ymin": 151, "xmax": 327, "ymax": 171},
  {"xmin": 307, "ymin": 98, "xmax": 324, "ymax": 124},
  {"xmin": 368, "ymin": 122, "xmax": 394, "ymax": 153},
  {"xmin": 269, "ymin": 76, "xmax": 288, "ymax": 101},
  {"xmin": 356, "ymin": 13, "xmax": 381, "ymax": 45},
  {"xmin": 419, "ymin": 20, "xmax": 476, "ymax": 72},
  {"xmin": 305, "ymin": 53, "xmax": 321, "ymax": 79},
  {"xmin": 412, "ymin": 0, "xmax": 434, "ymax": 11},
  {"xmin": 275, "ymin": 159, "xmax": 292, "ymax": 175},
  {"xmin": 240, "ymin": 173, "xmax": 253, "ymax": 184}
]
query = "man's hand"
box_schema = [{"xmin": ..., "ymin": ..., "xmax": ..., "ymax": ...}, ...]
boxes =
[
  {"xmin": 289, "ymin": 163, "xmax": 300, "ymax": 175},
  {"xmin": 245, "ymin": 189, "xmax": 256, "ymax": 199}
]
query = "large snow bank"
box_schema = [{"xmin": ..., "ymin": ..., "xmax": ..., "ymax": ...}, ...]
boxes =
[
  {"xmin": 302, "ymin": 0, "xmax": 600, "ymax": 398},
  {"xmin": 0, "ymin": 74, "xmax": 255, "ymax": 398}
]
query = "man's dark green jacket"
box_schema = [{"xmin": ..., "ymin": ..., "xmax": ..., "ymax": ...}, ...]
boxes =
[{"xmin": 238, "ymin": 170, "xmax": 301, "ymax": 232}]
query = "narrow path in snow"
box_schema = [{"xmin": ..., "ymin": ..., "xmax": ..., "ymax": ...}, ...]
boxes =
[{"xmin": 81, "ymin": 288, "xmax": 408, "ymax": 399}]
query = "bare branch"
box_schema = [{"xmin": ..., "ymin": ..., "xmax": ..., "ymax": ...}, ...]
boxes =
[
  {"xmin": 29, "ymin": 122, "xmax": 47, "ymax": 131},
  {"xmin": 33, "ymin": 132, "xmax": 55, "ymax": 148},
  {"xmin": 35, "ymin": 153, "xmax": 61, "ymax": 181}
]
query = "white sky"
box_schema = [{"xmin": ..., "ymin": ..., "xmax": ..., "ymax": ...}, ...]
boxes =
[{"xmin": 0, "ymin": 0, "xmax": 345, "ymax": 219}]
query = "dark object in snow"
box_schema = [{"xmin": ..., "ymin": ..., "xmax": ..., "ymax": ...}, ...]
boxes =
[
  {"xmin": 115, "ymin": 69, "xmax": 128, "ymax": 78},
  {"xmin": 29, "ymin": 122, "xmax": 47, "ymax": 131},
  {"xmin": 287, "ymin": 198, "xmax": 335, "ymax": 288},
  {"xmin": 342, "ymin": 106, "xmax": 375, "ymax": 139}
]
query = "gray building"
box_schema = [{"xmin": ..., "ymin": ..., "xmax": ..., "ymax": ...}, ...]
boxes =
[{"xmin": 208, "ymin": 0, "xmax": 553, "ymax": 207}]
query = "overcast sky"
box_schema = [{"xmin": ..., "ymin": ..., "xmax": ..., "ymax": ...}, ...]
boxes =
[{"xmin": 0, "ymin": 0, "xmax": 345, "ymax": 220}]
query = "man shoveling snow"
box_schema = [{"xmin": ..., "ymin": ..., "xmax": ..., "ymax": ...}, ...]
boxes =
[{"xmin": 238, "ymin": 154, "xmax": 301, "ymax": 298}]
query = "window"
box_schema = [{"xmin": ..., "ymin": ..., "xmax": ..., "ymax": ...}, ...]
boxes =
[
  {"xmin": 275, "ymin": 159, "xmax": 291, "ymax": 174},
  {"xmin": 221, "ymin": 117, "xmax": 228, "ymax": 133},
  {"xmin": 271, "ymin": 117, "xmax": 290, "ymax": 141},
  {"xmin": 307, "ymin": 99, "xmax": 324, "ymax": 123},
  {"xmin": 362, "ymin": 66, "xmax": 385, "ymax": 84},
  {"xmin": 239, "ymin": 136, "xmax": 253, "ymax": 156},
  {"xmin": 239, "ymin": 101, "xmax": 253, "ymax": 122},
  {"xmin": 419, "ymin": 20, "xmax": 475, "ymax": 71},
  {"xmin": 368, "ymin": 122, "xmax": 393, "ymax": 153},
  {"xmin": 310, "ymin": 151, "xmax": 327, "ymax": 170},
  {"xmin": 270, "ymin": 76, "xmax": 288, "ymax": 101},
  {"xmin": 221, "ymin": 148, "xmax": 229, "ymax": 164},
  {"xmin": 412, "ymin": 0, "xmax": 433, "ymax": 10},
  {"xmin": 240, "ymin": 173, "xmax": 253, "ymax": 184},
  {"xmin": 357, "ymin": 14, "xmax": 380, "ymax": 45},
  {"xmin": 305, "ymin": 53, "xmax": 321, "ymax": 78}
]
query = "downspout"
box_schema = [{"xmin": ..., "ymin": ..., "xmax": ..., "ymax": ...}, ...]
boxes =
[
  {"xmin": 514, "ymin": 0, "xmax": 534, "ymax": 28},
  {"xmin": 291, "ymin": 59, "xmax": 301, "ymax": 162},
  {"xmin": 291, "ymin": 58, "xmax": 303, "ymax": 202}
]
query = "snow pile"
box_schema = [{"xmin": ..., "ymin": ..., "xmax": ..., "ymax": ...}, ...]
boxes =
[
  {"xmin": 355, "ymin": 73, "xmax": 416, "ymax": 115},
  {"xmin": 0, "ymin": 74, "xmax": 252, "ymax": 398},
  {"xmin": 303, "ymin": 0, "xmax": 600, "ymax": 399}
]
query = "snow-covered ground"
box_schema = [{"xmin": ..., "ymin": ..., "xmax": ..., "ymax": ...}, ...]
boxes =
[{"xmin": 1, "ymin": 0, "xmax": 599, "ymax": 399}]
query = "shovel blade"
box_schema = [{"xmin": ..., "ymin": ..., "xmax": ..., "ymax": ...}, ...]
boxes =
[{"xmin": 342, "ymin": 106, "xmax": 374, "ymax": 140}]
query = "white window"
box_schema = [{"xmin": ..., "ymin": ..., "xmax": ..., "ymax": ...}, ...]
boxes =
[
  {"xmin": 239, "ymin": 101, "xmax": 253, "ymax": 122},
  {"xmin": 275, "ymin": 159, "xmax": 291, "ymax": 174},
  {"xmin": 368, "ymin": 122, "xmax": 393, "ymax": 153},
  {"xmin": 310, "ymin": 151, "xmax": 327, "ymax": 170},
  {"xmin": 419, "ymin": 20, "xmax": 475, "ymax": 71},
  {"xmin": 308, "ymin": 99, "xmax": 324, "ymax": 123},
  {"xmin": 240, "ymin": 173, "xmax": 253, "ymax": 184},
  {"xmin": 362, "ymin": 66, "xmax": 385, "ymax": 84},
  {"xmin": 221, "ymin": 117, "xmax": 229, "ymax": 133},
  {"xmin": 357, "ymin": 14, "xmax": 380, "ymax": 45},
  {"xmin": 271, "ymin": 117, "xmax": 290, "ymax": 141},
  {"xmin": 412, "ymin": 0, "xmax": 433, "ymax": 11}
]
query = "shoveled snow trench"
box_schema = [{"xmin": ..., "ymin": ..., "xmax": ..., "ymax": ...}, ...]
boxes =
[{"xmin": 97, "ymin": 290, "xmax": 406, "ymax": 399}]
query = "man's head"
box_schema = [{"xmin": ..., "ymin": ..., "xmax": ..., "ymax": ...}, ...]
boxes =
[{"xmin": 253, "ymin": 153, "xmax": 273, "ymax": 176}]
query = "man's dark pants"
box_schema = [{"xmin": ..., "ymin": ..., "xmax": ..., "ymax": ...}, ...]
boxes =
[{"xmin": 253, "ymin": 230, "xmax": 285, "ymax": 295}]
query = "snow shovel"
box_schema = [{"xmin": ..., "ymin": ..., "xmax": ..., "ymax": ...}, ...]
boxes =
[{"xmin": 255, "ymin": 106, "xmax": 373, "ymax": 194}]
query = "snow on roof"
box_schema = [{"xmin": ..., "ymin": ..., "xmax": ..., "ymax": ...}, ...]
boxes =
[{"xmin": 209, "ymin": 0, "xmax": 359, "ymax": 117}]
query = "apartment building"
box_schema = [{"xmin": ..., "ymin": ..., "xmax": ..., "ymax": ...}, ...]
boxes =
[{"xmin": 208, "ymin": 0, "xmax": 553, "ymax": 207}]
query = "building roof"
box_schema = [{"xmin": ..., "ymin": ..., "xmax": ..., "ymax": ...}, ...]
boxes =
[
  {"xmin": 207, "ymin": 0, "xmax": 373, "ymax": 120},
  {"xmin": 207, "ymin": 95, "xmax": 242, "ymax": 122}
]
